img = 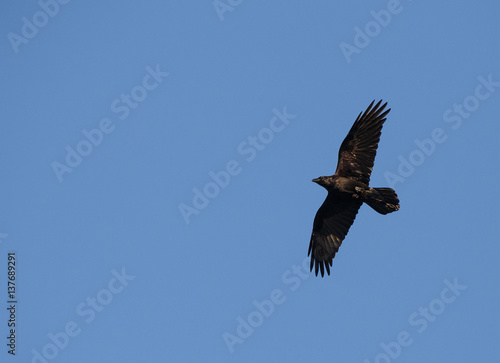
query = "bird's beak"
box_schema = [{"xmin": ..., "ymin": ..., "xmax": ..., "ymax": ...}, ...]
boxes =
[{"xmin": 312, "ymin": 178, "xmax": 320, "ymax": 183}]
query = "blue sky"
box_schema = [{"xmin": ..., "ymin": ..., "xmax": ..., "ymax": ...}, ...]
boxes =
[{"xmin": 1, "ymin": 1, "xmax": 499, "ymax": 362}]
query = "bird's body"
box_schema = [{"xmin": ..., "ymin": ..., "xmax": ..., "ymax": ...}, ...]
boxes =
[
  {"xmin": 308, "ymin": 100, "xmax": 400, "ymax": 277},
  {"xmin": 314, "ymin": 175, "xmax": 366, "ymax": 194}
]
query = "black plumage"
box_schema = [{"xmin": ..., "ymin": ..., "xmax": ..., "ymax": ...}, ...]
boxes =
[{"xmin": 308, "ymin": 100, "xmax": 400, "ymax": 277}]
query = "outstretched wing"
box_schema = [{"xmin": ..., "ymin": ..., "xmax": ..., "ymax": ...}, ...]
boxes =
[
  {"xmin": 308, "ymin": 193, "xmax": 362, "ymax": 277},
  {"xmin": 335, "ymin": 100, "xmax": 390, "ymax": 185}
]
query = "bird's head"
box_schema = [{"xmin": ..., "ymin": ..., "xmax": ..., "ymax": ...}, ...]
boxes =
[{"xmin": 312, "ymin": 176, "xmax": 330, "ymax": 187}]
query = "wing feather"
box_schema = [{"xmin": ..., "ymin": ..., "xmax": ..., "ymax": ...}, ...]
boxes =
[
  {"xmin": 334, "ymin": 100, "xmax": 390, "ymax": 184},
  {"xmin": 308, "ymin": 193, "xmax": 362, "ymax": 277}
]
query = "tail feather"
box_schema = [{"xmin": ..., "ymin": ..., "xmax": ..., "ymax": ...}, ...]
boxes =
[{"xmin": 365, "ymin": 187, "xmax": 400, "ymax": 215}]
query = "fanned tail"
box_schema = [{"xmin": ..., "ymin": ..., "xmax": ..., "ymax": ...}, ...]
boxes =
[{"xmin": 365, "ymin": 188, "xmax": 400, "ymax": 215}]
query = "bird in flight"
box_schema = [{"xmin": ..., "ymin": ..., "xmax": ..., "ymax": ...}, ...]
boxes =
[{"xmin": 308, "ymin": 100, "xmax": 400, "ymax": 277}]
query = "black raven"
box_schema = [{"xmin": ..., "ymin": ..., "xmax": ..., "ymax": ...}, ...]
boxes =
[{"xmin": 308, "ymin": 100, "xmax": 400, "ymax": 277}]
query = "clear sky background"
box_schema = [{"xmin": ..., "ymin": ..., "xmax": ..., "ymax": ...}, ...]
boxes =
[{"xmin": 1, "ymin": 1, "xmax": 499, "ymax": 362}]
